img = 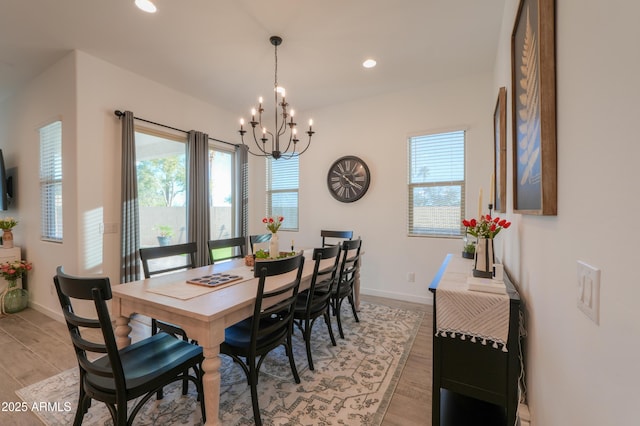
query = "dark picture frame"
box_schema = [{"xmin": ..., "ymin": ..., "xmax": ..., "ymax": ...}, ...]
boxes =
[
  {"xmin": 511, "ymin": 0, "xmax": 557, "ymax": 215},
  {"xmin": 494, "ymin": 87, "xmax": 507, "ymax": 213}
]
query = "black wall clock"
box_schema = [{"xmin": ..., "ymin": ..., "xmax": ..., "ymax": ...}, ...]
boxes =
[{"xmin": 327, "ymin": 155, "xmax": 371, "ymax": 202}]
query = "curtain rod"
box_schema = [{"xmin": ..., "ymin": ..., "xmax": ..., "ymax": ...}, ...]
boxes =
[{"xmin": 114, "ymin": 110, "xmax": 238, "ymax": 148}]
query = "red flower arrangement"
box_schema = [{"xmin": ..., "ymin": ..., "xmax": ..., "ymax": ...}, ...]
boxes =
[
  {"xmin": 462, "ymin": 215, "xmax": 511, "ymax": 239},
  {"xmin": 0, "ymin": 260, "xmax": 33, "ymax": 287},
  {"xmin": 263, "ymin": 216, "xmax": 284, "ymax": 233}
]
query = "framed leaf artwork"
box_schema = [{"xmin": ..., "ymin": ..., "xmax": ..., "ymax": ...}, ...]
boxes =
[
  {"xmin": 511, "ymin": 0, "xmax": 557, "ymax": 215},
  {"xmin": 494, "ymin": 87, "xmax": 507, "ymax": 213}
]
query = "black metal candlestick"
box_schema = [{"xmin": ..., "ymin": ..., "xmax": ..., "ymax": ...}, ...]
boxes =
[{"xmin": 488, "ymin": 203, "xmax": 493, "ymax": 218}]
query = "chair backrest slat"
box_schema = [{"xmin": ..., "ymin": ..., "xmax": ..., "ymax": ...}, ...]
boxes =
[
  {"xmin": 53, "ymin": 267, "xmax": 127, "ymax": 390},
  {"xmin": 338, "ymin": 238, "xmax": 362, "ymax": 288},
  {"xmin": 139, "ymin": 242, "xmax": 198, "ymax": 278},
  {"xmin": 208, "ymin": 237, "xmax": 246, "ymax": 263},
  {"xmin": 249, "ymin": 233, "xmax": 272, "ymax": 254},
  {"xmin": 321, "ymin": 230, "xmax": 353, "ymax": 247},
  {"xmin": 252, "ymin": 254, "xmax": 304, "ymax": 344}
]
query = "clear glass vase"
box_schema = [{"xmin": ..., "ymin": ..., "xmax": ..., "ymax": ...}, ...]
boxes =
[{"xmin": 4, "ymin": 287, "xmax": 28, "ymax": 313}]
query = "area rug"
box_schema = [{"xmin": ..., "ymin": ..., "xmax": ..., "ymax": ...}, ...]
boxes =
[{"xmin": 17, "ymin": 301, "xmax": 423, "ymax": 425}]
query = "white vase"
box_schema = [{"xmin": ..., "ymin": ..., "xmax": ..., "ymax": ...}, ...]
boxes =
[
  {"xmin": 269, "ymin": 233, "xmax": 279, "ymax": 258},
  {"xmin": 473, "ymin": 237, "xmax": 494, "ymax": 278}
]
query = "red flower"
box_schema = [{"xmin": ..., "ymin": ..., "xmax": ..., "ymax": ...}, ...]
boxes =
[
  {"xmin": 493, "ymin": 217, "xmax": 500, "ymax": 223},
  {"xmin": 470, "ymin": 218, "xmax": 477, "ymax": 227},
  {"xmin": 462, "ymin": 219, "xmax": 470, "ymax": 227},
  {"xmin": 503, "ymin": 221, "xmax": 511, "ymax": 229},
  {"xmin": 485, "ymin": 214, "xmax": 492, "ymax": 221},
  {"xmin": 262, "ymin": 218, "xmax": 268, "ymax": 223},
  {"xmin": 498, "ymin": 219, "xmax": 507, "ymax": 227},
  {"xmin": 490, "ymin": 224, "xmax": 497, "ymax": 232},
  {"xmin": 278, "ymin": 216, "xmax": 284, "ymax": 222}
]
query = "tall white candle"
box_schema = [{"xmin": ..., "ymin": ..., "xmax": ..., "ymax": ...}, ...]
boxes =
[{"xmin": 478, "ymin": 188, "xmax": 483, "ymax": 218}]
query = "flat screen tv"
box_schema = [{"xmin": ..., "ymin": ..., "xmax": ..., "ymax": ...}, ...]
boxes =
[{"xmin": 0, "ymin": 149, "xmax": 12, "ymax": 210}]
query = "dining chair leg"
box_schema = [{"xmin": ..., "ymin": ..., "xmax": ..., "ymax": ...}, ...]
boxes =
[
  {"xmin": 323, "ymin": 310, "xmax": 337, "ymax": 346},
  {"xmin": 249, "ymin": 365, "xmax": 262, "ymax": 426},
  {"xmin": 348, "ymin": 293, "xmax": 360, "ymax": 323},
  {"xmin": 286, "ymin": 333, "xmax": 301, "ymax": 383},
  {"xmin": 334, "ymin": 298, "xmax": 345, "ymax": 339},
  {"xmin": 303, "ymin": 322, "xmax": 315, "ymax": 371}
]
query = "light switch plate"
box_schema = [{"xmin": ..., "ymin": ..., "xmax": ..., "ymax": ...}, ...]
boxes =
[{"xmin": 577, "ymin": 261, "xmax": 600, "ymax": 324}]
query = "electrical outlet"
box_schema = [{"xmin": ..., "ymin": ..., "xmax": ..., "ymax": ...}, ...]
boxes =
[
  {"xmin": 577, "ymin": 261, "xmax": 600, "ymax": 324},
  {"xmin": 407, "ymin": 272, "xmax": 415, "ymax": 283}
]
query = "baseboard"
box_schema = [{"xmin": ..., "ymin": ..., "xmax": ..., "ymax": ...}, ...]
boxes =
[
  {"xmin": 360, "ymin": 287, "xmax": 433, "ymax": 305},
  {"xmin": 28, "ymin": 301, "xmax": 64, "ymax": 322}
]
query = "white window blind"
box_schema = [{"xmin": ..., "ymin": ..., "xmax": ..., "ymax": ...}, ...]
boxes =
[
  {"xmin": 408, "ymin": 130, "xmax": 465, "ymax": 237},
  {"xmin": 266, "ymin": 157, "xmax": 299, "ymax": 231},
  {"xmin": 40, "ymin": 121, "xmax": 63, "ymax": 242}
]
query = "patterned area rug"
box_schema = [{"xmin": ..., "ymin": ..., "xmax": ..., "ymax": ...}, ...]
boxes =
[{"xmin": 16, "ymin": 301, "xmax": 423, "ymax": 425}]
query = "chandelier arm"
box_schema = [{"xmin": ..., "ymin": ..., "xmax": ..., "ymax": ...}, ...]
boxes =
[
  {"xmin": 249, "ymin": 126, "xmax": 271, "ymax": 155},
  {"xmin": 294, "ymin": 136, "xmax": 312, "ymax": 156}
]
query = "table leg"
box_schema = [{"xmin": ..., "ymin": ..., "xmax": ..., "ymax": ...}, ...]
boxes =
[
  {"xmin": 201, "ymin": 346, "xmax": 222, "ymax": 425},
  {"xmin": 114, "ymin": 315, "xmax": 132, "ymax": 349}
]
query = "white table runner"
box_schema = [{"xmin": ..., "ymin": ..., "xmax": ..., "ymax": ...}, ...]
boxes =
[
  {"xmin": 435, "ymin": 260, "xmax": 510, "ymax": 351},
  {"xmin": 145, "ymin": 269, "xmax": 255, "ymax": 300}
]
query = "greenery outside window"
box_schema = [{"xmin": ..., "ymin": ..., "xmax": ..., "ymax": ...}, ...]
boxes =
[
  {"xmin": 135, "ymin": 128, "xmax": 187, "ymax": 247},
  {"xmin": 408, "ymin": 130, "xmax": 465, "ymax": 237},
  {"xmin": 266, "ymin": 157, "xmax": 299, "ymax": 231}
]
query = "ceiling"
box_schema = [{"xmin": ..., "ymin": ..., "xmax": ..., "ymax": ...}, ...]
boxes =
[{"xmin": 0, "ymin": 0, "xmax": 506, "ymax": 113}]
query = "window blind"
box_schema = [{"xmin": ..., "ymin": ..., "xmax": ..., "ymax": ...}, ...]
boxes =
[
  {"xmin": 40, "ymin": 121, "xmax": 63, "ymax": 242},
  {"xmin": 408, "ymin": 130, "xmax": 465, "ymax": 237},
  {"xmin": 266, "ymin": 157, "xmax": 299, "ymax": 230}
]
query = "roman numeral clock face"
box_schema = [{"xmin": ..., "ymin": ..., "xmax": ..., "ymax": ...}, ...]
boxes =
[{"xmin": 327, "ymin": 156, "xmax": 371, "ymax": 202}]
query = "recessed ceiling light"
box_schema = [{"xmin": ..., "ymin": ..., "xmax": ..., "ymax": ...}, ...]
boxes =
[
  {"xmin": 135, "ymin": 0, "xmax": 157, "ymax": 13},
  {"xmin": 362, "ymin": 59, "xmax": 377, "ymax": 69}
]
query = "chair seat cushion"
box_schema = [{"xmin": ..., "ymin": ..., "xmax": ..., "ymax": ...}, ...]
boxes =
[
  {"xmin": 222, "ymin": 317, "xmax": 286, "ymax": 353},
  {"xmin": 85, "ymin": 333, "xmax": 202, "ymax": 400}
]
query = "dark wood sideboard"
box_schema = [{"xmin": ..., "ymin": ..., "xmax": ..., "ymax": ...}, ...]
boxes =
[{"xmin": 429, "ymin": 254, "xmax": 521, "ymax": 426}]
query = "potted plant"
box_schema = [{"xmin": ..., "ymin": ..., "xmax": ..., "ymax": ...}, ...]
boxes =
[{"xmin": 155, "ymin": 225, "xmax": 173, "ymax": 246}]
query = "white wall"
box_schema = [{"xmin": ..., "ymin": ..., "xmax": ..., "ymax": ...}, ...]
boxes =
[
  {"xmin": 494, "ymin": 1, "xmax": 639, "ymax": 424},
  {"xmin": 249, "ymin": 73, "xmax": 496, "ymax": 303},
  {"xmin": 0, "ymin": 50, "xmax": 239, "ymax": 319},
  {"xmin": 0, "ymin": 52, "xmax": 78, "ymax": 317}
]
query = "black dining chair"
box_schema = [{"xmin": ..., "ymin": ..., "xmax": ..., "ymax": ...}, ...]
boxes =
[
  {"xmin": 220, "ymin": 253, "xmax": 304, "ymax": 426},
  {"xmin": 320, "ymin": 230, "xmax": 353, "ymax": 247},
  {"xmin": 249, "ymin": 233, "xmax": 272, "ymax": 255},
  {"xmin": 139, "ymin": 242, "xmax": 198, "ymax": 398},
  {"xmin": 207, "ymin": 236, "xmax": 247, "ymax": 263},
  {"xmin": 332, "ymin": 238, "xmax": 362, "ymax": 339},
  {"xmin": 293, "ymin": 244, "xmax": 341, "ymax": 370},
  {"xmin": 53, "ymin": 266, "xmax": 206, "ymax": 425}
]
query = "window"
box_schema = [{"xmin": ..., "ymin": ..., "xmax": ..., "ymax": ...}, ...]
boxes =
[
  {"xmin": 266, "ymin": 157, "xmax": 299, "ymax": 231},
  {"xmin": 135, "ymin": 129, "xmax": 187, "ymax": 247},
  {"xmin": 408, "ymin": 130, "xmax": 465, "ymax": 237},
  {"xmin": 40, "ymin": 121, "xmax": 63, "ymax": 242},
  {"xmin": 209, "ymin": 147, "xmax": 235, "ymax": 239}
]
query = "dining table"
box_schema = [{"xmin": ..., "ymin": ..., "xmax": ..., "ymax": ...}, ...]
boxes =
[{"xmin": 111, "ymin": 251, "xmax": 344, "ymax": 425}]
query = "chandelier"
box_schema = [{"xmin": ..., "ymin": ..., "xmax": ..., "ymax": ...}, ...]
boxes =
[{"xmin": 239, "ymin": 36, "xmax": 314, "ymax": 160}]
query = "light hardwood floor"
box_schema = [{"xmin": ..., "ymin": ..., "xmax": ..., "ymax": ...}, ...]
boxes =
[{"xmin": 0, "ymin": 294, "xmax": 432, "ymax": 425}]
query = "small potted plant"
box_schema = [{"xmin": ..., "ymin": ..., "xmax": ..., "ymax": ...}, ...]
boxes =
[{"xmin": 154, "ymin": 225, "xmax": 173, "ymax": 246}]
